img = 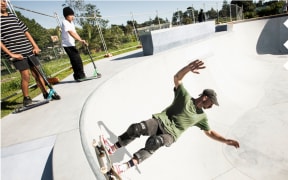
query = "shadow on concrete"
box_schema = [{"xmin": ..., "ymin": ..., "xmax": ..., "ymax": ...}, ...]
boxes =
[
  {"xmin": 41, "ymin": 148, "xmax": 54, "ymax": 180},
  {"xmin": 256, "ymin": 17, "xmax": 288, "ymax": 55},
  {"xmin": 111, "ymin": 51, "xmax": 143, "ymax": 61},
  {"xmin": 57, "ymin": 78, "xmax": 96, "ymax": 84}
]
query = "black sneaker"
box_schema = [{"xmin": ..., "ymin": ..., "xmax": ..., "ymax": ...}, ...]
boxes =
[
  {"xmin": 75, "ymin": 75, "xmax": 87, "ymax": 82},
  {"xmin": 23, "ymin": 96, "xmax": 32, "ymax": 106},
  {"xmin": 43, "ymin": 92, "xmax": 61, "ymax": 100},
  {"xmin": 75, "ymin": 78, "xmax": 83, "ymax": 82}
]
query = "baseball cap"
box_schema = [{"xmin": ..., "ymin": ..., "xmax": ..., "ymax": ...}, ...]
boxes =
[{"xmin": 202, "ymin": 89, "xmax": 219, "ymax": 106}]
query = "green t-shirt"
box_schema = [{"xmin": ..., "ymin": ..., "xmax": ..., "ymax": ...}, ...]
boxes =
[{"xmin": 153, "ymin": 84, "xmax": 210, "ymax": 141}]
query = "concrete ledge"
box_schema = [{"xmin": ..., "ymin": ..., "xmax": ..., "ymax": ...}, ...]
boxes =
[
  {"xmin": 215, "ymin": 23, "xmax": 233, "ymax": 32},
  {"xmin": 140, "ymin": 21, "xmax": 215, "ymax": 56}
]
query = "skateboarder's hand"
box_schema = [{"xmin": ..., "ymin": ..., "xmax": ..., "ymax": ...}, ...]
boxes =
[
  {"xmin": 188, "ymin": 59, "xmax": 206, "ymax": 74},
  {"xmin": 81, "ymin": 39, "xmax": 88, "ymax": 46},
  {"xmin": 10, "ymin": 53, "xmax": 24, "ymax": 60},
  {"xmin": 225, "ymin": 139, "xmax": 240, "ymax": 148},
  {"xmin": 32, "ymin": 47, "xmax": 41, "ymax": 55}
]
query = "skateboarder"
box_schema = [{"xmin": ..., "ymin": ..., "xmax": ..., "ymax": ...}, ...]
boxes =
[
  {"xmin": 0, "ymin": 0, "xmax": 60, "ymax": 106},
  {"xmin": 102, "ymin": 60, "xmax": 240, "ymax": 174}
]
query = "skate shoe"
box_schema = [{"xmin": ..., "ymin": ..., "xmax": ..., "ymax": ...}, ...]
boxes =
[
  {"xmin": 112, "ymin": 163, "xmax": 128, "ymax": 175},
  {"xmin": 23, "ymin": 96, "xmax": 32, "ymax": 106},
  {"xmin": 100, "ymin": 135, "xmax": 116, "ymax": 155}
]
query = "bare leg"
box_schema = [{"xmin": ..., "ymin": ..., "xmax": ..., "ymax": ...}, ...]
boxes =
[{"xmin": 19, "ymin": 69, "xmax": 30, "ymax": 97}]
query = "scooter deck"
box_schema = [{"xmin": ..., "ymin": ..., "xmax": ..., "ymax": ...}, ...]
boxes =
[
  {"xmin": 77, "ymin": 74, "xmax": 102, "ymax": 82},
  {"xmin": 13, "ymin": 100, "xmax": 49, "ymax": 113}
]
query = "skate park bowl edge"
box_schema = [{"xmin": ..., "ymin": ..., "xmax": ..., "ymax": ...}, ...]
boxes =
[{"xmin": 80, "ymin": 16, "xmax": 288, "ymax": 180}]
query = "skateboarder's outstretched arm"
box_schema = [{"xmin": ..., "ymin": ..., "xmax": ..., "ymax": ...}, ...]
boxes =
[
  {"xmin": 174, "ymin": 60, "xmax": 205, "ymax": 89},
  {"xmin": 173, "ymin": 60, "xmax": 239, "ymax": 148},
  {"xmin": 204, "ymin": 130, "xmax": 240, "ymax": 148}
]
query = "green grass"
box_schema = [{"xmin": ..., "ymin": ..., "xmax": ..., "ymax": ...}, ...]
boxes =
[{"xmin": 1, "ymin": 42, "xmax": 140, "ymax": 118}]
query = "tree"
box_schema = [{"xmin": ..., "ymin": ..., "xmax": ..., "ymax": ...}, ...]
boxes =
[
  {"xmin": 206, "ymin": 8, "xmax": 218, "ymax": 19},
  {"xmin": 181, "ymin": 11, "xmax": 192, "ymax": 25},
  {"xmin": 231, "ymin": 0, "xmax": 256, "ymax": 18},
  {"xmin": 151, "ymin": 16, "xmax": 167, "ymax": 25},
  {"xmin": 231, "ymin": 0, "xmax": 255, "ymax": 12},
  {"xmin": 220, "ymin": 0, "xmax": 229, "ymax": 18},
  {"xmin": 124, "ymin": 20, "xmax": 136, "ymax": 36},
  {"xmin": 256, "ymin": 0, "xmax": 286, "ymax": 16},
  {"xmin": 172, "ymin": 10, "xmax": 183, "ymax": 25},
  {"xmin": 64, "ymin": 0, "xmax": 85, "ymax": 16},
  {"xmin": 104, "ymin": 26, "xmax": 124, "ymax": 49}
]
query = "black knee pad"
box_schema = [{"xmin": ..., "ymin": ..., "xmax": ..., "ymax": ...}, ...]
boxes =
[
  {"xmin": 127, "ymin": 122, "xmax": 147, "ymax": 137},
  {"xmin": 145, "ymin": 135, "xmax": 164, "ymax": 152},
  {"xmin": 119, "ymin": 122, "xmax": 147, "ymax": 142}
]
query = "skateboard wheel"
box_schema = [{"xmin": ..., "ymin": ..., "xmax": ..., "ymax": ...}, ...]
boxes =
[{"xmin": 100, "ymin": 167, "xmax": 107, "ymax": 173}]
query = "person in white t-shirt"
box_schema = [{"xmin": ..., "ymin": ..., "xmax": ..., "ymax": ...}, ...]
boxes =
[{"xmin": 61, "ymin": 7, "xmax": 87, "ymax": 81}]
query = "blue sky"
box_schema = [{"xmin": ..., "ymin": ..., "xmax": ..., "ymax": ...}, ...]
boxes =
[{"xmin": 10, "ymin": 1, "xmax": 225, "ymax": 29}]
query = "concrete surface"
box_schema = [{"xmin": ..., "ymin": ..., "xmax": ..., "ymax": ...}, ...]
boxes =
[
  {"xmin": 1, "ymin": 16, "xmax": 288, "ymax": 180},
  {"xmin": 1, "ymin": 50, "xmax": 148, "ymax": 180}
]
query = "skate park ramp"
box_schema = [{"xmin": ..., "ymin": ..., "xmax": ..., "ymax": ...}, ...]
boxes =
[
  {"xmin": 1, "ymin": 16, "xmax": 287, "ymax": 180},
  {"xmin": 80, "ymin": 16, "xmax": 288, "ymax": 180}
]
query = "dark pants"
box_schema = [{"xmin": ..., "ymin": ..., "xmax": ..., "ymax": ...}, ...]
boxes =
[
  {"xmin": 12, "ymin": 53, "xmax": 40, "ymax": 71},
  {"xmin": 118, "ymin": 118, "xmax": 175, "ymax": 164},
  {"xmin": 64, "ymin": 46, "xmax": 86, "ymax": 80}
]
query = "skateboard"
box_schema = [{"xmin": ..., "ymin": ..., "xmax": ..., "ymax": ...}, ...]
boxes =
[
  {"xmin": 13, "ymin": 100, "xmax": 49, "ymax": 113},
  {"xmin": 93, "ymin": 136, "xmax": 122, "ymax": 180}
]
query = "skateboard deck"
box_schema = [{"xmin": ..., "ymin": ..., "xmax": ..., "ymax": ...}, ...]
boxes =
[
  {"xmin": 13, "ymin": 99, "xmax": 49, "ymax": 113},
  {"xmin": 93, "ymin": 136, "xmax": 122, "ymax": 180}
]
